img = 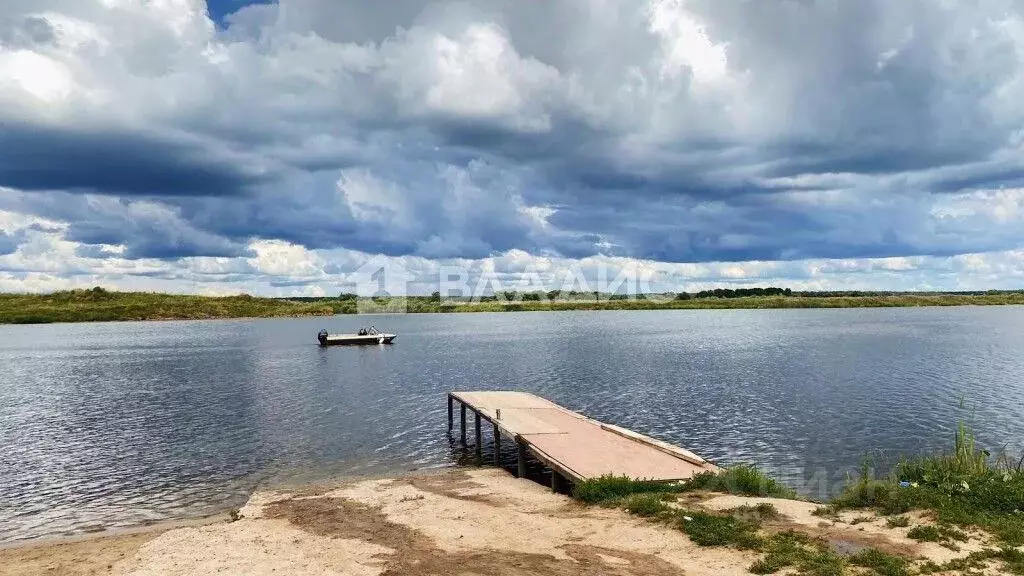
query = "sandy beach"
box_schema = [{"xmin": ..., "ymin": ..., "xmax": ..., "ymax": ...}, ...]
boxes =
[{"xmin": 1, "ymin": 467, "xmax": 993, "ymax": 576}]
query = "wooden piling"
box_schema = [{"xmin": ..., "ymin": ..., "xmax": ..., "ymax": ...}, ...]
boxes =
[
  {"xmin": 493, "ymin": 423, "xmax": 501, "ymax": 465},
  {"xmin": 460, "ymin": 403, "xmax": 467, "ymax": 445},
  {"xmin": 517, "ymin": 441, "xmax": 527, "ymax": 478},
  {"xmin": 474, "ymin": 412, "xmax": 482, "ymax": 460},
  {"xmin": 447, "ymin": 395, "xmax": 453, "ymax": 431},
  {"xmin": 551, "ymin": 471, "xmax": 567, "ymax": 493}
]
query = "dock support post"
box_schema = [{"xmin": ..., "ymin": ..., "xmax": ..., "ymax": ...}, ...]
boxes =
[
  {"xmin": 493, "ymin": 423, "xmax": 501, "ymax": 465},
  {"xmin": 517, "ymin": 441, "xmax": 527, "ymax": 478},
  {"xmin": 447, "ymin": 395, "xmax": 453, "ymax": 432},
  {"xmin": 474, "ymin": 412, "xmax": 482, "ymax": 460},
  {"xmin": 460, "ymin": 403, "xmax": 467, "ymax": 445},
  {"xmin": 551, "ymin": 471, "xmax": 566, "ymax": 493}
]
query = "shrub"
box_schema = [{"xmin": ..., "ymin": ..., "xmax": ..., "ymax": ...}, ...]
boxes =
[
  {"xmin": 677, "ymin": 510, "xmax": 762, "ymax": 549},
  {"xmin": 623, "ymin": 493, "xmax": 671, "ymax": 517},
  {"xmin": 572, "ymin": 475, "xmax": 684, "ymax": 504},
  {"xmin": 907, "ymin": 525, "xmax": 942, "ymax": 542},
  {"xmin": 685, "ymin": 466, "xmax": 797, "ymax": 499},
  {"xmin": 849, "ymin": 548, "xmax": 910, "ymax": 576},
  {"xmin": 829, "ymin": 418, "xmax": 1024, "ymax": 546},
  {"xmin": 749, "ymin": 531, "xmax": 845, "ymax": 576},
  {"xmin": 885, "ymin": 516, "xmax": 910, "ymax": 528},
  {"xmin": 726, "ymin": 503, "xmax": 783, "ymax": 522}
]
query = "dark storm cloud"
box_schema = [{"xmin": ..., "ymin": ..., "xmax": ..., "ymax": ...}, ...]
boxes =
[
  {"xmin": 66, "ymin": 220, "xmax": 252, "ymax": 259},
  {"xmin": 26, "ymin": 223, "xmax": 63, "ymax": 234},
  {"xmin": 0, "ymin": 122, "xmax": 266, "ymax": 197},
  {"xmin": 929, "ymin": 166, "xmax": 1024, "ymax": 195},
  {"xmin": 762, "ymin": 141, "xmax": 997, "ymax": 180},
  {"xmin": 172, "ymin": 159, "xmax": 547, "ymax": 259},
  {"xmin": 2, "ymin": 0, "xmax": 1024, "ymax": 268},
  {"xmin": 0, "ymin": 191, "xmax": 252, "ymax": 260}
]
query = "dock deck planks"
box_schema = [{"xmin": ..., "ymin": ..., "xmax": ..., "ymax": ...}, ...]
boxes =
[{"xmin": 448, "ymin": 391, "xmax": 719, "ymax": 484}]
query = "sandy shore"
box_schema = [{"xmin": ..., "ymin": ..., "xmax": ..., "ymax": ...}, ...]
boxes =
[{"xmin": 0, "ymin": 468, "xmax": 989, "ymax": 576}]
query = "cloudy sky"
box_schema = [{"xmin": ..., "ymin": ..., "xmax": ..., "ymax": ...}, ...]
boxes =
[{"xmin": 2, "ymin": 0, "xmax": 1024, "ymax": 296}]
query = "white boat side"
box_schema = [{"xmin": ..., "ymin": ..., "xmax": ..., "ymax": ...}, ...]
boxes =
[{"xmin": 319, "ymin": 333, "xmax": 397, "ymax": 345}]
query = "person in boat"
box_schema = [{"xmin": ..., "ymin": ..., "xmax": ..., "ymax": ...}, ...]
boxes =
[{"xmin": 358, "ymin": 327, "xmax": 368, "ymax": 336}]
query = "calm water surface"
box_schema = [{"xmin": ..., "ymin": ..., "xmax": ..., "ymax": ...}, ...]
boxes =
[{"xmin": 2, "ymin": 308, "xmax": 1024, "ymax": 542}]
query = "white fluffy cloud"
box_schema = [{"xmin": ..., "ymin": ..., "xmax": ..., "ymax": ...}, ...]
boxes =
[
  {"xmin": 2, "ymin": 213, "xmax": 1023, "ymax": 295},
  {"xmin": 2, "ymin": 0, "xmax": 1024, "ymax": 293}
]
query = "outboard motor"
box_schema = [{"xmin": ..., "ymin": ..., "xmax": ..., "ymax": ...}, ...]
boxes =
[{"xmin": 317, "ymin": 329, "xmax": 329, "ymax": 346}]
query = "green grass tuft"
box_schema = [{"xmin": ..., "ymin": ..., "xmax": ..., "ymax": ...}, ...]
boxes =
[
  {"xmin": 571, "ymin": 466, "xmax": 794, "ymax": 506},
  {"xmin": 677, "ymin": 510, "xmax": 763, "ymax": 549},
  {"xmin": 849, "ymin": 548, "xmax": 910, "ymax": 576},
  {"xmin": 748, "ymin": 532, "xmax": 805, "ymax": 574},
  {"xmin": 907, "ymin": 524, "xmax": 941, "ymax": 542},
  {"xmin": 685, "ymin": 465, "xmax": 798, "ymax": 499},
  {"xmin": 998, "ymin": 547, "xmax": 1024, "ymax": 574},
  {"xmin": 571, "ymin": 475, "xmax": 684, "ymax": 504},
  {"xmin": 623, "ymin": 493, "xmax": 672, "ymax": 517},
  {"xmin": 812, "ymin": 505, "xmax": 842, "ymax": 519},
  {"xmin": 920, "ymin": 547, "xmax": 1024, "ymax": 575},
  {"xmin": 749, "ymin": 531, "xmax": 845, "ymax": 576},
  {"xmin": 907, "ymin": 523, "xmax": 969, "ymax": 546},
  {"xmin": 726, "ymin": 503, "xmax": 783, "ymax": 522},
  {"xmin": 885, "ymin": 515, "xmax": 910, "ymax": 528}
]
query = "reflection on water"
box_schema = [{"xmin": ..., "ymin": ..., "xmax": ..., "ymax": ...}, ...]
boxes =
[{"xmin": 2, "ymin": 308, "xmax": 1024, "ymax": 542}]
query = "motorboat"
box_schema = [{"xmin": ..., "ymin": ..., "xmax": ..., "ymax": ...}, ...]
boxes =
[{"xmin": 317, "ymin": 326, "xmax": 396, "ymax": 346}]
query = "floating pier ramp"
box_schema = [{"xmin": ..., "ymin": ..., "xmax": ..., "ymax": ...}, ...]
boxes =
[{"xmin": 448, "ymin": 391, "xmax": 720, "ymax": 490}]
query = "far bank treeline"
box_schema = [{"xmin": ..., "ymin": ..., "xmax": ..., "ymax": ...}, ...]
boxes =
[{"xmin": 3, "ymin": 286, "xmax": 1024, "ymax": 324}]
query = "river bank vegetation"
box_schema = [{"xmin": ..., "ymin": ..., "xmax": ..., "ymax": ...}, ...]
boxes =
[
  {"xmin": 572, "ymin": 423, "xmax": 1024, "ymax": 575},
  {"xmin": 0, "ymin": 287, "xmax": 335, "ymax": 324},
  {"xmin": 2, "ymin": 287, "xmax": 1024, "ymax": 323}
]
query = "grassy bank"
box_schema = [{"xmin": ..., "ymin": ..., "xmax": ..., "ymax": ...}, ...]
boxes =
[
  {"xmin": 0, "ymin": 288, "xmax": 335, "ymax": 324},
  {"xmin": 572, "ymin": 469, "xmax": 902, "ymax": 576},
  {"xmin": 2, "ymin": 288, "xmax": 1024, "ymax": 324},
  {"xmin": 572, "ymin": 426, "xmax": 1024, "ymax": 576},
  {"xmin": 824, "ymin": 422, "xmax": 1024, "ymax": 567},
  {"xmin": 389, "ymin": 292, "xmax": 1024, "ymax": 312}
]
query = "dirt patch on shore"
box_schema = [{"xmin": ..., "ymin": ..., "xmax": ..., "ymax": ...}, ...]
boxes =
[
  {"xmin": 390, "ymin": 470, "xmax": 506, "ymax": 506},
  {"xmin": 22, "ymin": 469, "xmax": 756, "ymax": 575},
  {"xmin": 5, "ymin": 468, "xmax": 990, "ymax": 576},
  {"xmin": 265, "ymin": 497, "xmax": 418, "ymax": 552},
  {"xmin": 265, "ymin": 495, "xmax": 683, "ymax": 576}
]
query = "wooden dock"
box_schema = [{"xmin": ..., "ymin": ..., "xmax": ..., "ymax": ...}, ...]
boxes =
[{"xmin": 448, "ymin": 391, "xmax": 720, "ymax": 490}]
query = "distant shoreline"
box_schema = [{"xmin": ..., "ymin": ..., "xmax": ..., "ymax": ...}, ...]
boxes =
[{"xmin": 2, "ymin": 288, "xmax": 1024, "ymax": 324}]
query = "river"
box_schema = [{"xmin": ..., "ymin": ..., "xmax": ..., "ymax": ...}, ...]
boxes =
[{"xmin": 2, "ymin": 307, "xmax": 1024, "ymax": 542}]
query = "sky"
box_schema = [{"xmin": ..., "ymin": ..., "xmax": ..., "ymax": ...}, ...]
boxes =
[{"xmin": 2, "ymin": 0, "xmax": 1024, "ymax": 296}]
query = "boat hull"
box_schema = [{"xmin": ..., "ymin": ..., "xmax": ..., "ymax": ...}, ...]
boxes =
[{"xmin": 319, "ymin": 334, "xmax": 396, "ymax": 346}]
